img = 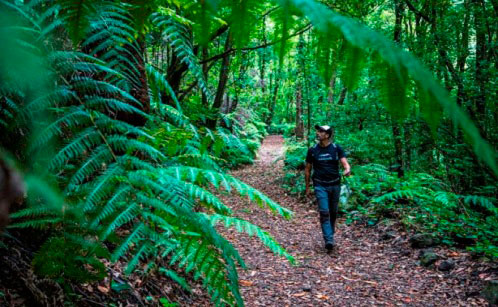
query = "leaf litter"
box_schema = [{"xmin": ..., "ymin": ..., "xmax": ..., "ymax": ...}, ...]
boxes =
[{"xmin": 214, "ymin": 135, "xmax": 495, "ymax": 306}]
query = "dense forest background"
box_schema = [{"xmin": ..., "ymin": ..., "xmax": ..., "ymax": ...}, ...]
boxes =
[{"xmin": 0, "ymin": 0, "xmax": 496, "ymax": 305}]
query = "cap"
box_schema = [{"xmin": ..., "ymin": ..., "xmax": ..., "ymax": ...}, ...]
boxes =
[{"xmin": 314, "ymin": 125, "xmax": 331, "ymax": 132}]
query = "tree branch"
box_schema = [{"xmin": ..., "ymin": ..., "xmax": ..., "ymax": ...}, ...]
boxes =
[
  {"xmin": 403, "ymin": 0, "xmax": 432, "ymax": 23},
  {"xmin": 200, "ymin": 23, "xmax": 312, "ymax": 64}
]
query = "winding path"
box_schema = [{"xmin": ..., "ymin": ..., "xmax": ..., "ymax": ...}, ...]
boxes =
[{"xmin": 217, "ymin": 135, "xmax": 488, "ymax": 306}]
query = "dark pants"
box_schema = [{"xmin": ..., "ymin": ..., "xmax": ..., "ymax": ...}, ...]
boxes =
[{"xmin": 314, "ymin": 184, "xmax": 341, "ymax": 244}]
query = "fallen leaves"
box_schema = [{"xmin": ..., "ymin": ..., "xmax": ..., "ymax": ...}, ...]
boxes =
[
  {"xmin": 339, "ymin": 275, "xmax": 378, "ymax": 286},
  {"xmin": 97, "ymin": 285, "xmax": 110, "ymax": 294},
  {"xmin": 292, "ymin": 292, "xmax": 307, "ymax": 297},
  {"xmin": 240, "ymin": 280, "xmax": 254, "ymax": 286}
]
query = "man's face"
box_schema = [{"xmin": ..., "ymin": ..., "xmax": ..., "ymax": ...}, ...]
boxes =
[{"xmin": 315, "ymin": 129, "xmax": 329, "ymax": 141}]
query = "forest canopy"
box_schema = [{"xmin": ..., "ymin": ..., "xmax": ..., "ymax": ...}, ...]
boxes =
[{"xmin": 0, "ymin": 0, "xmax": 496, "ymax": 305}]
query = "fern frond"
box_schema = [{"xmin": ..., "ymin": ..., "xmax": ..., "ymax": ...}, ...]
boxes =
[
  {"xmin": 89, "ymin": 185, "xmax": 131, "ymax": 228},
  {"xmin": 146, "ymin": 64, "xmax": 183, "ymax": 112},
  {"xmin": 372, "ymin": 189, "xmax": 427, "ymax": 203},
  {"xmin": 204, "ymin": 214, "xmax": 295, "ymax": 264},
  {"xmin": 150, "ymin": 13, "xmax": 212, "ymax": 101},
  {"xmin": 163, "ymin": 166, "xmax": 293, "ymax": 219},
  {"xmin": 463, "ymin": 195, "xmax": 498, "ymax": 214},
  {"xmin": 111, "ymin": 222, "xmax": 145, "ymax": 262},
  {"xmin": 159, "ymin": 267, "xmax": 191, "ymax": 292},
  {"xmin": 49, "ymin": 126, "xmax": 101, "ymax": 171},
  {"xmin": 57, "ymin": 0, "xmax": 97, "ymax": 44},
  {"xmin": 100, "ymin": 203, "xmax": 139, "ymax": 240},
  {"xmin": 159, "ymin": 174, "xmax": 232, "ymax": 215}
]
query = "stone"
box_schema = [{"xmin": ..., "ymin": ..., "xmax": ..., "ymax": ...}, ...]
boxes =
[
  {"xmin": 482, "ymin": 280, "xmax": 498, "ymax": 305},
  {"xmin": 419, "ymin": 249, "xmax": 439, "ymax": 267},
  {"xmin": 438, "ymin": 260, "xmax": 455, "ymax": 272},
  {"xmin": 409, "ymin": 233, "xmax": 438, "ymax": 248}
]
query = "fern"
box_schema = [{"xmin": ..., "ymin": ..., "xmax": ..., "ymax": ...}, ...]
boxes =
[
  {"xmin": 204, "ymin": 214, "xmax": 295, "ymax": 264},
  {"xmin": 164, "ymin": 166, "xmax": 293, "ymax": 219},
  {"xmin": 159, "ymin": 267, "xmax": 192, "ymax": 292},
  {"xmin": 463, "ymin": 195, "xmax": 498, "ymax": 215},
  {"xmin": 146, "ymin": 64, "xmax": 183, "ymax": 112},
  {"xmin": 57, "ymin": 0, "xmax": 98, "ymax": 45},
  {"xmin": 0, "ymin": 2, "xmax": 292, "ymax": 305},
  {"xmin": 151, "ymin": 13, "xmax": 212, "ymax": 101}
]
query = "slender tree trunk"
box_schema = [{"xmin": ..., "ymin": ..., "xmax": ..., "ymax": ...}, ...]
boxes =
[
  {"xmin": 230, "ymin": 52, "xmax": 249, "ymax": 114},
  {"xmin": 260, "ymin": 16, "xmax": 267, "ymax": 97},
  {"xmin": 295, "ymin": 83, "xmax": 304, "ymax": 139},
  {"xmin": 473, "ymin": 0, "xmax": 488, "ymax": 137},
  {"xmin": 327, "ymin": 71, "xmax": 337, "ymax": 104},
  {"xmin": 266, "ymin": 70, "xmax": 280, "ymax": 127},
  {"xmin": 201, "ymin": 47, "xmax": 209, "ymax": 106},
  {"xmin": 207, "ymin": 33, "xmax": 233, "ymax": 129},
  {"xmin": 337, "ymin": 86, "xmax": 347, "ymax": 105},
  {"xmin": 392, "ymin": 0, "xmax": 405, "ymax": 177},
  {"xmin": 456, "ymin": 0, "xmax": 470, "ymax": 106}
]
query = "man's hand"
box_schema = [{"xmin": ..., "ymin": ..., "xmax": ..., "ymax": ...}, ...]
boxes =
[{"xmin": 340, "ymin": 157, "xmax": 351, "ymax": 177}]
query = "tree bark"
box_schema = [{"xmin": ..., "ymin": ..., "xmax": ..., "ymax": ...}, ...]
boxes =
[
  {"xmin": 473, "ymin": 0, "xmax": 488, "ymax": 137},
  {"xmin": 456, "ymin": 0, "xmax": 470, "ymax": 106},
  {"xmin": 266, "ymin": 70, "xmax": 280, "ymax": 127},
  {"xmin": 207, "ymin": 32, "xmax": 233, "ymax": 129},
  {"xmin": 392, "ymin": 0, "xmax": 406, "ymax": 177},
  {"xmin": 259, "ymin": 15, "xmax": 267, "ymax": 97},
  {"xmin": 295, "ymin": 84, "xmax": 304, "ymax": 139},
  {"xmin": 327, "ymin": 71, "xmax": 337, "ymax": 104},
  {"xmin": 337, "ymin": 86, "xmax": 347, "ymax": 105},
  {"xmin": 201, "ymin": 47, "xmax": 209, "ymax": 106}
]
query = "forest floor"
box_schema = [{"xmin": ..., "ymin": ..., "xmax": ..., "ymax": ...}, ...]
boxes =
[
  {"xmin": 1, "ymin": 135, "xmax": 496, "ymax": 306},
  {"xmin": 216, "ymin": 135, "xmax": 494, "ymax": 306}
]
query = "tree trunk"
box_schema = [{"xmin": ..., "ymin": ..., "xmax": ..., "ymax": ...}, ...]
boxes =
[
  {"xmin": 207, "ymin": 32, "xmax": 233, "ymax": 129},
  {"xmin": 337, "ymin": 86, "xmax": 347, "ymax": 105},
  {"xmin": 201, "ymin": 47, "xmax": 209, "ymax": 106},
  {"xmin": 392, "ymin": 0, "xmax": 405, "ymax": 177},
  {"xmin": 473, "ymin": 0, "xmax": 488, "ymax": 137},
  {"xmin": 327, "ymin": 71, "xmax": 337, "ymax": 104},
  {"xmin": 266, "ymin": 70, "xmax": 280, "ymax": 127},
  {"xmin": 456, "ymin": 0, "xmax": 470, "ymax": 106},
  {"xmin": 259, "ymin": 16, "xmax": 267, "ymax": 97},
  {"xmin": 230, "ymin": 52, "xmax": 249, "ymax": 114},
  {"xmin": 295, "ymin": 84, "xmax": 304, "ymax": 139}
]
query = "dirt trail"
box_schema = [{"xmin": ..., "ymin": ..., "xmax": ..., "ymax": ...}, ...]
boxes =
[{"xmin": 217, "ymin": 135, "xmax": 489, "ymax": 306}]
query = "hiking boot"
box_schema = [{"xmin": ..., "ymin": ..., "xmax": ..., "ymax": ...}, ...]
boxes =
[{"xmin": 325, "ymin": 242, "xmax": 335, "ymax": 251}]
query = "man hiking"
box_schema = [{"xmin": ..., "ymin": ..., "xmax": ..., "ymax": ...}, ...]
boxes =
[{"xmin": 305, "ymin": 125, "xmax": 351, "ymax": 251}]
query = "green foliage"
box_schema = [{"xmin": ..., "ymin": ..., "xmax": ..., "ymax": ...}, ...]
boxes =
[
  {"xmin": 280, "ymin": 0, "xmax": 497, "ymax": 174},
  {"xmin": 57, "ymin": 0, "xmax": 98, "ymax": 45},
  {"xmin": 283, "ymin": 140, "xmax": 307, "ymax": 170},
  {"xmin": 151, "ymin": 12, "xmax": 212, "ymax": 101},
  {"xmin": 2, "ymin": 0, "xmax": 497, "ymax": 304},
  {"xmin": 345, "ymin": 164, "xmax": 498, "ymax": 258},
  {"xmin": 204, "ymin": 214, "xmax": 295, "ymax": 264},
  {"xmin": 32, "ymin": 236, "xmax": 108, "ymax": 283},
  {"xmin": 280, "ymin": 140, "xmax": 308, "ymax": 196},
  {"xmin": 0, "ymin": 2, "xmax": 294, "ymax": 306}
]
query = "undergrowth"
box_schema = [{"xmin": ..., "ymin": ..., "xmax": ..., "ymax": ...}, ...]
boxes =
[{"xmin": 282, "ymin": 138, "xmax": 498, "ymax": 259}]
